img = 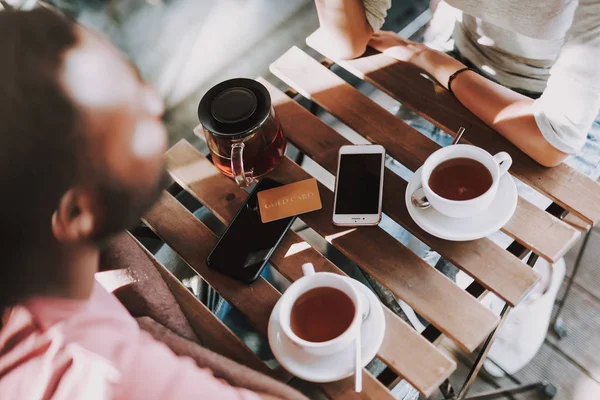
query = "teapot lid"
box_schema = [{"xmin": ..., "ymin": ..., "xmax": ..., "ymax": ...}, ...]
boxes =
[{"xmin": 197, "ymin": 78, "xmax": 272, "ymax": 140}]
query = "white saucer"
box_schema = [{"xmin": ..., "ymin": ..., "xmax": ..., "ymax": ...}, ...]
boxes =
[
  {"xmin": 268, "ymin": 278, "xmax": 385, "ymax": 383},
  {"xmin": 405, "ymin": 167, "xmax": 518, "ymax": 241}
]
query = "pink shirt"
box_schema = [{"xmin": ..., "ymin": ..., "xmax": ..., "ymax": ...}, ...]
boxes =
[{"xmin": 0, "ymin": 282, "xmax": 260, "ymax": 400}]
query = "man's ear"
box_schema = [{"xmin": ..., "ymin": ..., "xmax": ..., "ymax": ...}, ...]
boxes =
[{"xmin": 51, "ymin": 188, "xmax": 96, "ymax": 242}]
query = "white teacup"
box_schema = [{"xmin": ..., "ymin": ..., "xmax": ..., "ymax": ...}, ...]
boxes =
[
  {"xmin": 278, "ymin": 264, "xmax": 365, "ymax": 356},
  {"xmin": 421, "ymin": 144, "xmax": 512, "ymax": 219}
]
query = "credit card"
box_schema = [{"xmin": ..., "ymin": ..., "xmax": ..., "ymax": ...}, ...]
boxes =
[{"xmin": 257, "ymin": 178, "xmax": 322, "ymax": 223}]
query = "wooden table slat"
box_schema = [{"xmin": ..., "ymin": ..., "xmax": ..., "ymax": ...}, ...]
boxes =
[
  {"xmin": 269, "ymin": 46, "xmax": 580, "ymax": 264},
  {"xmin": 503, "ymin": 198, "xmax": 581, "ymax": 261},
  {"xmin": 306, "ymin": 29, "xmax": 600, "ymax": 226},
  {"xmin": 324, "ymin": 373, "xmax": 397, "ymax": 400},
  {"xmin": 167, "ymin": 142, "xmax": 499, "ymax": 353},
  {"xmin": 167, "ymin": 141, "xmax": 457, "ymax": 396},
  {"xmin": 562, "ymin": 213, "xmax": 592, "ymax": 233},
  {"xmin": 143, "ymin": 191, "xmax": 392, "ymax": 399},
  {"xmin": 259, "ymin": 77, "xmax": 541, "ymax": 306}
]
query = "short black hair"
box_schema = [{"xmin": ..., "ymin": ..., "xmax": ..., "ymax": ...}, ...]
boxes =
[{"xmin": 0, "ymin": 8, "xmax": 82, "ymax": 313}]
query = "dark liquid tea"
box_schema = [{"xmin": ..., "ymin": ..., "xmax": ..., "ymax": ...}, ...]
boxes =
[
  {"xmin": 429, "ymin": 157, "xmax": 493, "ymax": 201},
  {"xmin": 206, "ymin": 119, "xmax": 286, "ymax": 180},
  {"xmin": 290, "ymin": 287, "xmax": 355, "ymax": 343}
]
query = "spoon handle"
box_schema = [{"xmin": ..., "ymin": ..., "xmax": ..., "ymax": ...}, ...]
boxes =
[
  {"xmin": 452, "ymin": 127, "xmax": 466, "ymax": 145},
  {"xmin": 355, "ymin": 326, "xmax": 362, "ymax": 392}
]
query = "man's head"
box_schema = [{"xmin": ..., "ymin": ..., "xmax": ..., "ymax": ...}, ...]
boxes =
[{"xmin": 0, "ymin": 9, "xmax": 168, "ymax": 310}]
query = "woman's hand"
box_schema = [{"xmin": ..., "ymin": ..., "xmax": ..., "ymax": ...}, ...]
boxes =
[
  {"xmin": 368, "ymin": 31, "xmax": 428, "ymax": 62},
  {"xmin": 368, "ymin": 31, "xmax": 466, "ymax": 89}
]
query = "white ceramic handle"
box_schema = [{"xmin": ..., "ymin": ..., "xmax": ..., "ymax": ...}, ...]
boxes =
[
  {"xmin": 493, "ymin": 152, "xmax": 512, "ymax": 176},
  {"xmin": 356, "ymin": 291, "xmax": 370, "ymax": 319},
  {"xmin": 302, "ymin": 263, "xmax": 316, "ymax": 276}
]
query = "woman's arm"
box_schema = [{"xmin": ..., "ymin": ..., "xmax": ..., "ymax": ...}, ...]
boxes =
[
  {"xmin": 369, "ymin": 32, "xmax": 569, "ymax": 167},
  {"xmin": 314, "ymin": 0, "xmax": 373, "ymax": 59},
  {"xmin": 448, "ymin": 69, "xmax": 567, "ymax": 167}
]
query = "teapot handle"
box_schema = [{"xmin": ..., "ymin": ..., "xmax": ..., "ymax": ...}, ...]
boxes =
[{"xmin": 231, "ymin": 142, "xmax": 253, "ymax": 188}]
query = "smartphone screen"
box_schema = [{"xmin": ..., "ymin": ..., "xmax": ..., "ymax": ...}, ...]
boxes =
[
  {"xmin": 335, "ymin": 153, "xmax": 383, "ymax": 214},
  {"xmin": 207, "ymin": 178, "xmax": 296, "ymax": 283}
]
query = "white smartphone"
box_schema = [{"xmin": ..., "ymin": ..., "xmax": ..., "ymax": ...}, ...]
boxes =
[{"xmin": 333, "ymin": 144, "xmax": 386, "ymax": 226}]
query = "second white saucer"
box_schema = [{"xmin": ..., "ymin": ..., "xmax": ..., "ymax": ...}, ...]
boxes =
[
  {"xmin": 268, "ymin": 278, "xmax": 385, "ymax": 383},
  {"xmin": 405, "ymin": 167, "xmax": 518, "ymax": 241}
]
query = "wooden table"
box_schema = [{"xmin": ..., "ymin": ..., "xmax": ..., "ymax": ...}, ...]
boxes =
[{"xmin": 140, "ymin": 31, "xmax": 600, "ymax": 399}]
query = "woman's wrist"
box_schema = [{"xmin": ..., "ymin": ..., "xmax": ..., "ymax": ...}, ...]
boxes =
[
  {"xmin": 368, "ymin": 32, "xmax": 467, "ymax": 88},
  {"xmin": 414, "ymin": 47, "xmax": 466, "ymax": 89}
]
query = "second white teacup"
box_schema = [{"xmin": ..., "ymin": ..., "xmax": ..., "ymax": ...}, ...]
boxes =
[
  {"xmin": 278, "ymin": 264, "xmax": 365, "ymax": 356},
  {"xmin": 421, "ymin": 144, "xmax": 512, "ymax": 219}
]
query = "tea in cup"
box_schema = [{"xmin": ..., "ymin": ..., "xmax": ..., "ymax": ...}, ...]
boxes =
[
  {"xmin": 420, "ymin": 145, "xmax": 512, "ymax": 218},
  {"xmin": 278, "ymin": 264, "xmax": 367, "ymax": 356}
]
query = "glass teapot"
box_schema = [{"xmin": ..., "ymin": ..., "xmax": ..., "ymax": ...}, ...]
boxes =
[{"xmin": 195, "ymin": 79, "xmax": 286, "ymax": 188}]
